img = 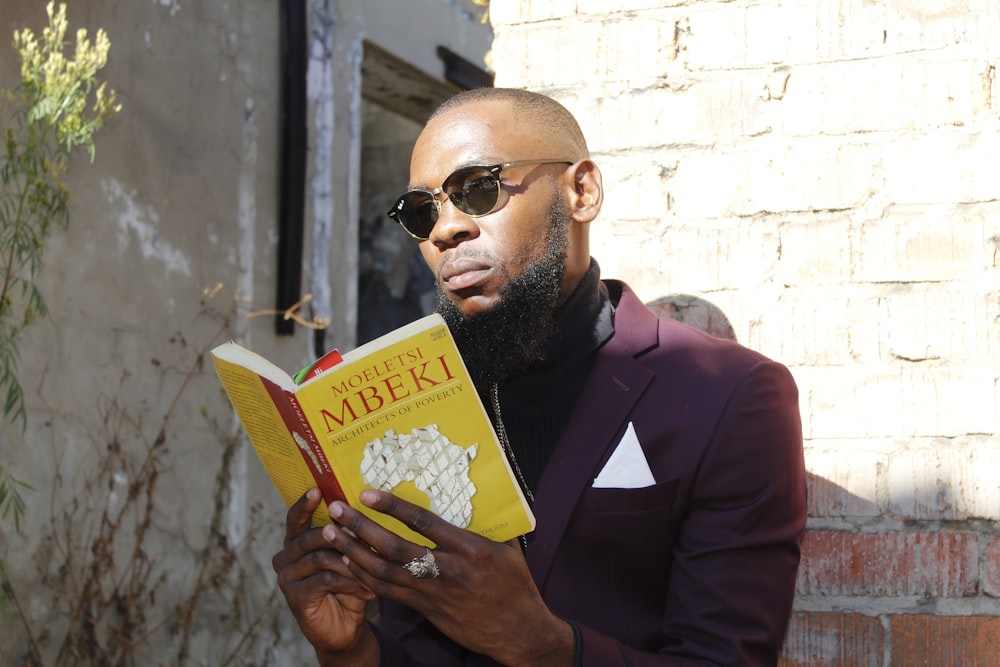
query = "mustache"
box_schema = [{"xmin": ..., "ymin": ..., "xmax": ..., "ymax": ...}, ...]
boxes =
[{"xmin": 434, "ymin": 247, "xmax": 503, "ymax": 278}]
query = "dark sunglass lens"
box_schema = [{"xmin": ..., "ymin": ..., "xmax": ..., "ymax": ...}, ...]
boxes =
[
  {"xmin": 446, "ymin": 168, "xmax": 499, "ymax": 216},
  {"xmin": 462, "ymin": 175, "xmax": 500, "ymax": 215},
  {"xmin": 395, "ymin": 192, "xmax": 438, "ymax": 239}
]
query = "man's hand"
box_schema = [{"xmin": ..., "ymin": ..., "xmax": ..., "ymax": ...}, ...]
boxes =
[
  {"xmin": 272, "ymin": 489, "xmax": 379, "ymax": 667},
  {"xmin": 326, "ymin": 489, "xmax": 575, "ymax": 667}
]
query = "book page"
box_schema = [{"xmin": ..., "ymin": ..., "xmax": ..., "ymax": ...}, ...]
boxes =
[{"xmin": 214, "ymin": 358, "xmax": 325, "ymax": 523}]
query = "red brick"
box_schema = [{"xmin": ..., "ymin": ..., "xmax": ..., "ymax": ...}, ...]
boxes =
[
  {"xmin": 891, "ymin": 615, "xmax": 1000, "ymax": 666},
  {"xmin": 797, "ymin": 530, "xmax": 978, "ymax": 597},
  {"xmin": 779, "ymin": 612, "xmax": 884, "ymax": 667},
  {"xmin": 985, "ymin": 536, "xmax": 1000, "ymax": 598}
]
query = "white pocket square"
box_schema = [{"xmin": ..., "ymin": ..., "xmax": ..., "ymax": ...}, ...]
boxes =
[{"xmin": 593, "ymin": 421, "xmax": 656, "ymax": 489}]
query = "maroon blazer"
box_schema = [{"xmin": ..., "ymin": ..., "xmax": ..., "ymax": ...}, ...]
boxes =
[{"xmin": 378, "ymin": 280, "xmax": 807, "ymax": 666}]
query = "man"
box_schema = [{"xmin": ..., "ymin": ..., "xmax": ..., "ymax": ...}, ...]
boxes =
[{"xmin": 272, "ymin": 88, "xmax": 807, "ymax": 666}]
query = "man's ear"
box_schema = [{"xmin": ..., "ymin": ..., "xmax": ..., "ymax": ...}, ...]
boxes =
[{"xmin": 566, "ymin": 159, "xmax": 603, "ymax": 224}]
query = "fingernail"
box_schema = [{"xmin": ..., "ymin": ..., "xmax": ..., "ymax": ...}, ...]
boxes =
[
  {"xmin": 359, "ymin": 489, "xmax": 377, "ymax": 505},
  {"xmin": 328, "ymin": 501, "xmax": 344, "ymax": 519},
  {"xmin": 322, "ymin": 525, "xmax": 336, "ymax": 543}
]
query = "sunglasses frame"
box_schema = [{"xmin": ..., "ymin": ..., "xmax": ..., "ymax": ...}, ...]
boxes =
[{"xmin": 387, "ymin": 158, "xmax": 573, "ymax": 240}]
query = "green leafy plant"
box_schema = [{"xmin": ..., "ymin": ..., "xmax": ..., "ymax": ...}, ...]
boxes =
[{"xmin": 0, "ymin": 0, "xmax": 120, "ymax": 579}]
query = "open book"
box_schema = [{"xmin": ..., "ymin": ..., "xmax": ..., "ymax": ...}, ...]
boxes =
[{"xmin": 211, "ymin": 314, "xmax": 535, "ymax": 547}]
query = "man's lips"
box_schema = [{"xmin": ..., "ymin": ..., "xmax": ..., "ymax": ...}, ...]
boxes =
[{"xmin": 439, "ymin": 257, "xmax": 494, "ymax": 291}]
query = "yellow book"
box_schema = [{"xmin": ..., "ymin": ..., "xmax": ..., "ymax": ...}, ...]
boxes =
[{"xmin": 210, "ymin": 313, "xmax": 535, "ymax": 547}]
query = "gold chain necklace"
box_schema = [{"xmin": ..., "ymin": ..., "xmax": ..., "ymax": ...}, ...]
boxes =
[
  {"xmin": 490, "ymin": 383, "xmax": 534, "ymax": 551},
  {"xmin": 490, "ymin": 382, "xmax": 535, "ymax": 504}
]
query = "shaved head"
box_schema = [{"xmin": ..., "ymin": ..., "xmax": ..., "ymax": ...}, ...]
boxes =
[{"xmin": 429, "ymin": 88, "xmax": 590, "ymax": 163}]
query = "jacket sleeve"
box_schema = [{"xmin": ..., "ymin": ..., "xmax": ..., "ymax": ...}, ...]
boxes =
[{"xmin": 372, "ymin": 616, "xmax": 584, "ymax": 666}]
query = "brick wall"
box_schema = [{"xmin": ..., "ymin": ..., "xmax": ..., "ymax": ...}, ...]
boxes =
[{"xmin": 491, "ymin": 1, "xmax": 1000, "ymax": 664}]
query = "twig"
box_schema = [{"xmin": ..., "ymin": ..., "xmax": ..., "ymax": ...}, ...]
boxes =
[
  {"xmin": 245, "ymin": 293, "xmax": 331, "ymax": 330},
  {"xmin": 2, "ymin": 579, "xmax": 44, "ymax": 665}
]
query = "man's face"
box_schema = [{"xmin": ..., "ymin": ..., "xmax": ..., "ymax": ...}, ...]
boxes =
[
  {"xmin": 435, "ymin": 196, "xmax": 571, "ymax": 387},
  {"xmin": 409, "ymin": 100, "xmax": 578, "ymax": 319}
]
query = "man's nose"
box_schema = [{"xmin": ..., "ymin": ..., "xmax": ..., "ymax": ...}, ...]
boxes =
[{"xmin": 427, "ymin": 196, "xmax": 480, "ymax": 249}]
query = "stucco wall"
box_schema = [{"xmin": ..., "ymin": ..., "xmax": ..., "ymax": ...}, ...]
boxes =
[
  {"xmin": 491, "ymin": 1, "xmax": 1000, "ymax": 664},
  {"xmin": 0, "ymin": 1, "xmax": 490, "ymax": 663}
]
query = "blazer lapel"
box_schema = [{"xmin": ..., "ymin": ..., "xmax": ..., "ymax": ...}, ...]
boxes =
[{"xmin": 525, "ymin": 282, "xmax": 659, "ymax": 588}]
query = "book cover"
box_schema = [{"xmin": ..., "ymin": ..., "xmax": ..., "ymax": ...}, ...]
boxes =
[{"xmin": 210, "ymin": 313, "xmax": 535, "ymax": 547}]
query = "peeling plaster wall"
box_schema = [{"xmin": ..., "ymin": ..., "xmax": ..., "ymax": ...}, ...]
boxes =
[
  {"xmin": 1, "ymin": 0, "xmax": 294, "ymax": 661},
  {"xmin": 0, "ymin": 0, "xmax": 490, "ymax": 662}
]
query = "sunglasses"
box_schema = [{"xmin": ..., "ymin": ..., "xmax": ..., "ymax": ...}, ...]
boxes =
[{"xmin": 387, "ymin": 158, "xmax": 573, "ymax": 240}]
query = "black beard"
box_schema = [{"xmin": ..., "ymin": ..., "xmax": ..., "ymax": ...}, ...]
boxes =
[{"xmin": 436, "ymin": 200, "xmax": 570, "ymax": 390}]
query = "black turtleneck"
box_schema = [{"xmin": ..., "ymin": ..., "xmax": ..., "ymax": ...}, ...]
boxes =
[{"xmin": 487, "ymin": 260, "xmax": 615, "ymax": 498}]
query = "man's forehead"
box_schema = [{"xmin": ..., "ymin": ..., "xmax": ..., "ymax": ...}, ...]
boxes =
[{"xmin": 411, "ymin": 103, "xmax": 529, "ymax": 176}]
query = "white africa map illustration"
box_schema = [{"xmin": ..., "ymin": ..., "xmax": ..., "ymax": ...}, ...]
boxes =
[{"xmin": 360, "ymin": 424, "xmax": 478, "ymax": 528}]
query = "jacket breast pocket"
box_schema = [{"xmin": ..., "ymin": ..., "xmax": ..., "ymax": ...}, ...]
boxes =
[
  {"xmin": 560, "ymin": 479, "xmax": 683, "ymax": 581},
  {"xmin": 575, "ymin": 478, "xmax": 680, "ymax": 513}
]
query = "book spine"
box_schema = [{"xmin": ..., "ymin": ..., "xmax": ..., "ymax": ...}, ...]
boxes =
[{"xmin": 260, "ymin": 378, "xmax": 349, "ymax": 507}]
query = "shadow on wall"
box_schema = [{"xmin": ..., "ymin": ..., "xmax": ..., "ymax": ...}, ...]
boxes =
[
  {"xmin": 645, "ymin": 295, "xmax": 737, "ymax": 342},
  {"xmin": 804, "ymin": 470, "xmax": 878, "ymax": 518},
  {"xmin": 781, "ymin": 474, "xmax": 878, "ymax": 666}
]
